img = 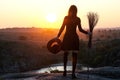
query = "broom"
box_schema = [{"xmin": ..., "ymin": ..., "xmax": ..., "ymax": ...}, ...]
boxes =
[
  {"xmin": 87, "ymin": 12, "xmax": 99, "ymax": 79},
  {"xmin": 87, "ymin": 12, "xmax": 99, "ymax": 48}
]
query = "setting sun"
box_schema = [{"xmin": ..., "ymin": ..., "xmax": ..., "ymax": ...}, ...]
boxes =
[
  {"xmin": 0, "ymin": 0, "xmax": 120, "ymax": 29},
  {"xmin": 46, "ymin": 13, "xmax": 57, "ymax": 23}
]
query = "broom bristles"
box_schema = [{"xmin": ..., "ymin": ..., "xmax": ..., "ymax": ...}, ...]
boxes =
[{"xmin": 87, "ymin": 12, "xmax": 98, "ymax": 32}]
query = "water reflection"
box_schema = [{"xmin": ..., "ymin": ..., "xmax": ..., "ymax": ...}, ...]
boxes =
[{"xmin": 37, "ymin": 62, "xmax": 92, "ymax": 73}]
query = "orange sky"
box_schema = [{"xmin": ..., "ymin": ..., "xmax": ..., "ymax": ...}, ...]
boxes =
[{"xmin": 0, "ymin": 0, "xmax": 120, "ymax": 29}]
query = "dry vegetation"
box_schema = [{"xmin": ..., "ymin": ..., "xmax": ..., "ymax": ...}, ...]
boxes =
[
  {"xmin": 0, "ymin": 27, "xmax": 120, "ymax": 74},
  {"xmin": 0, "ymin": 28, "xmax": 63, "ymax": 74}
]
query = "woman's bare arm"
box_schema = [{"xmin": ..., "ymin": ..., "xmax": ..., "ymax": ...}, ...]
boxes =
[
  {"xmin": 57, "ymin": 17, "xmax": 66, "ymax": 37},
  {"xmin": 78, "ymin": 18, "xmax": 88, "ymax": 34}
]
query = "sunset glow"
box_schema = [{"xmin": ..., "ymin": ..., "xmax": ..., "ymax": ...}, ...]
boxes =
[
  {"xmin": 0, "ymin": 0, "xmax": 120, "ymax": 29},
  {"xmin": 46, "ymin": 13, "xmax": 57, "ymax": 23}
]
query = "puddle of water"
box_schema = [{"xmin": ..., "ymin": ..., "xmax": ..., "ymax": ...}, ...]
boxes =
[
  {"xmin": 0, "ymin": 62, "xmax": 93, "ymax": 79},
  {"xmin": 36, "ymin": 62, "xmax": 92, "ymax": 73}
]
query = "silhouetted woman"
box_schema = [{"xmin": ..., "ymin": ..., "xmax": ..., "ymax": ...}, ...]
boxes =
[{"xmin": 57, "ymin": 5, "xmax": 89, "ymax": 78}]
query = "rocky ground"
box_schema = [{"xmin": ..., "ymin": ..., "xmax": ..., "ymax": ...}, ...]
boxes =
[{"xmin": 1, "ymin": 67, "xmax": 120, "ymax": 80}]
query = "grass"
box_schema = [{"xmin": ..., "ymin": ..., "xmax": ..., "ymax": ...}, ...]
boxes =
[
  {"xmin": 0, "ymin": 40, "xmax": 63, "ymax": 74},
  {"xmin": 78, "ymin": 39, "xmax": 120, "ymax": 67},
  {"xmin": 0, "ymin": 28, "xmax": 120, "ymax": 74}
]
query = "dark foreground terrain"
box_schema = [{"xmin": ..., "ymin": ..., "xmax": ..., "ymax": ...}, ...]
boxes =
[{"xmin": 1, "ymin": 67, "xmax": 120, "ymax": 80}]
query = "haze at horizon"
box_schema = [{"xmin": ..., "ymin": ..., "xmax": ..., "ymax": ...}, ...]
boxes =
[{"xmin": 0, "ymin": 0, "xmax": 120, "ymax": 29}]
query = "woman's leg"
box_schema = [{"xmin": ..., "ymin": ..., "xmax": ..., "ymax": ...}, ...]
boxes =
[
  {"xmin": 72, "ymin": 52, "xmax": 77, "ymax": 78},
  {"xmin": 63, "ymin": 51, "xmax": 69, "ymax": 76}
]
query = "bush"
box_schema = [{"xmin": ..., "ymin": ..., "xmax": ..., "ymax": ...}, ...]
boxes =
[
  {"xmin": 19, "ymin": 36, "xmax": 27, "ymax": 40},
  {"xmin": 78, "ymin": 39, "xmax": 120, "ymax": 67}
]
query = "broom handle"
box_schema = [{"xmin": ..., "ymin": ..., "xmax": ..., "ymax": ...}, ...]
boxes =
[{"xmin": 88, "ymin": 32, "xmax": 93, "ymax": 48}]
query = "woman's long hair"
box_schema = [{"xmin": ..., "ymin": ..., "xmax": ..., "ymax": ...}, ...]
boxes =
[{"xmin": 68, "ymin": 5, "xmax": 77, "ymax": 17}]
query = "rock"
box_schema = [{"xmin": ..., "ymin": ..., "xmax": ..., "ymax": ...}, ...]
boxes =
[
  {"xmin": 79, "ymin": 66, "xmax": 120, "ymax": 79},
  {"xmin": 1, "ymin": 67, "xmax": 120, "ymax": 80}
]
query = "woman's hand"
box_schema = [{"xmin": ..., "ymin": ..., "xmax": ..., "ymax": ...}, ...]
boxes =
[{"xmin": 53, "ymin": 36, "xmax": 59, "ymax": 40}]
